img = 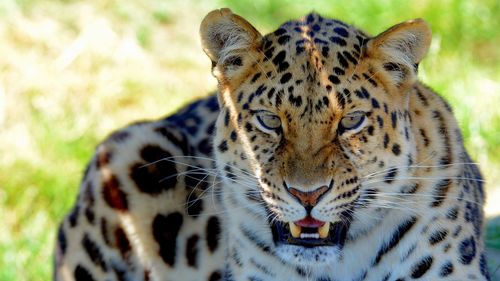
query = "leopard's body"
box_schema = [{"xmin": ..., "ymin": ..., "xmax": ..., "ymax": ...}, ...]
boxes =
[{"xmin": 55, "ymin": 9, "xmax": 490, "ymax": 281}]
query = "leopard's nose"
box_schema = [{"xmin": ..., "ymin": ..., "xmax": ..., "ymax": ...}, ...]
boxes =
[{"xmin": 286, "ymin": 180, "xmax": 333, "ymax": 211}]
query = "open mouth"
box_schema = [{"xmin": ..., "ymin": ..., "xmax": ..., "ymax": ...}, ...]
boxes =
[{"xmin": 271, "ymin": 216, "xmax": 349, "ymax": 248}]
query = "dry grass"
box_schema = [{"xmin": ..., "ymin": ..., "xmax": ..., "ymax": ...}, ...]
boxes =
[{"xmin": 0, "ymin": 0, "xmax": 498, "ymax": 280}]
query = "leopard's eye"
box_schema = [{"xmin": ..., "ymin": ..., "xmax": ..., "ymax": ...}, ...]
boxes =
[
  {"xmin": 254, "ymin": 112, "xmax": 281, "ymax": 132},
  {"xmin": 339, "ymin": 111, "xmax": 366, "ymax": 132}
]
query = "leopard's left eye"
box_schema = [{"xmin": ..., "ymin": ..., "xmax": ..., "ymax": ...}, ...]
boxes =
[{"xmin": 254, "ymin": 112, "xmax": 281, "ymax": 132}]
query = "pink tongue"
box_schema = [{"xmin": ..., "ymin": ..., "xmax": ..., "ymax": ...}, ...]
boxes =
[{"xmin": 294, "ymin": 216, "xmax": 325, "ymax": 227}]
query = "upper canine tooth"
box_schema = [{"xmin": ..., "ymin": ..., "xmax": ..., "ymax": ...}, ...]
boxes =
[
  {"xmin": 318, "ymin": 222, "xmax": 330, "ymax": 238},
  {"xmin": 289, "ymin": 222, "xmax": 302, "ymax": 238}
]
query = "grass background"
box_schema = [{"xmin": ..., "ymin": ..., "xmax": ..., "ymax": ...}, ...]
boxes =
[{"xmin": 0, "ymin": 0, "xmax": 498, "ymax": 280}]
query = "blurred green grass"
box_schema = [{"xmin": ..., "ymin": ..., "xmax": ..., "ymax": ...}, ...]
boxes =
[{"xmin": 0, "ymin": 0, "xmax": 498, "ymax": 280}]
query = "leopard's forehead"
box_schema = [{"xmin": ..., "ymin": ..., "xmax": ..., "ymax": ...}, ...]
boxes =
[
  {"xmin": 241, "ymin": 13, "xmax": 372, "ymax": 124},
  {"xmin": 265, "ymin": 13, "xmax": 368, "ymax": 52},
  {"xmin": 261, "ymin": 12, "xmax": 369, "ymax": 79}
]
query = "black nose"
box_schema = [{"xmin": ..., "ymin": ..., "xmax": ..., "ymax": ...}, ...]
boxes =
[
  {"xmin": 304, "ymin": 205, "xmax": 313, "ymax": 215},
  {"xmin": 286, "ymin": 180, "xmax": 333, "ymax": 212}
]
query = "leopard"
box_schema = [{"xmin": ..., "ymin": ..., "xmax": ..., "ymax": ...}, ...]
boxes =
[{"xmin": 54, "ymin": 8, "xmax": 490, "ymax": 281}]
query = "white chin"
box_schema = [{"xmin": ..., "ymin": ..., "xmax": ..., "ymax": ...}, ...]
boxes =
[{"xmin": 275, "ymin": 244, "xmax": 342, "ymax": 265}]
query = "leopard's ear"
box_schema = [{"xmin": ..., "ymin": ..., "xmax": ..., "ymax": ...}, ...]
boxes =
[
  {"xmin": 200, "ymin": 8, "xmax": 262, "ymax": 83},
  {"xmin": 365, "ymin": 19, "xmax": 431, "ymax": 89}
]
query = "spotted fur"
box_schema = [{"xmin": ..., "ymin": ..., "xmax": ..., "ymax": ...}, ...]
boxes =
[{"xmin": 54, "ymin": 8, "xmax": 489, "ymax": 281}]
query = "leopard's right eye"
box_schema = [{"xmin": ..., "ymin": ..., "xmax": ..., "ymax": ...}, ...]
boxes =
[
  {"xmin": 340, "ymin": 113, "xmax": 365, "ymax": 130},
  {"xmin": 254, "ymin": 111, "xmax": 282, "ymax": 133},
  {"xmin": 338, "ymin": 111, "xmax": 367, "ymax": 134}
]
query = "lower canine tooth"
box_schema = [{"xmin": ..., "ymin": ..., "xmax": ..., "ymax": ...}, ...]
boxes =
[
  {"xmin": 318, "ymin": 222, "xmax": 330, "ymax": 238},
  {"xmin": 289, "ymin": 222, "xmax": 302, "ymax": 238}
]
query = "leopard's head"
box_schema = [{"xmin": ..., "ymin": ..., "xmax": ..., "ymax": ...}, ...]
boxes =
[{"xmin": 201, "ymin": 8, "xmax": 431, "ymax": 265}]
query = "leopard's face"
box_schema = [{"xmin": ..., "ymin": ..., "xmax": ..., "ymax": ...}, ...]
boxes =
[{"xmin": 202, "ymin": 10, "xmax": 430, "ymax": 265}]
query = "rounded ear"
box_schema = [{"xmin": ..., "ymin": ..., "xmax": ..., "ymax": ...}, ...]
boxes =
[
  {"xmin": 366, "ymin": 19, "xmax": 432, "ymax": 88},
  {"xmin": 200, "ymin": 8, "xmax": 263, "ymax": 81},
  {"xmin": 200, "ymin": 8, "xmax": 262, "ymax": 65}
]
